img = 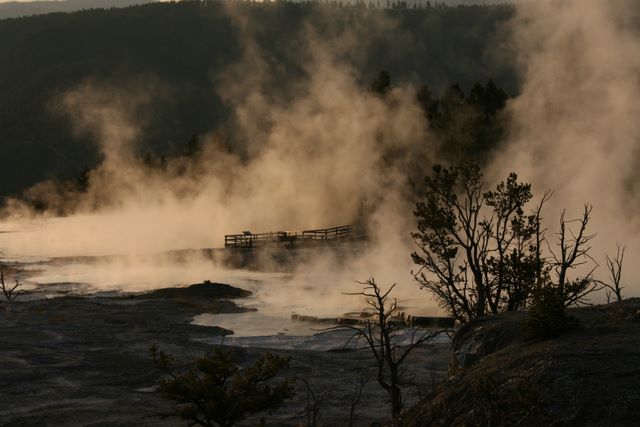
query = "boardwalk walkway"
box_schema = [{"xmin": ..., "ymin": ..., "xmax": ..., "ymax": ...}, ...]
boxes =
[{"xmin": 224, "ymin": 225, "xmax": 357, "ymax": 248}]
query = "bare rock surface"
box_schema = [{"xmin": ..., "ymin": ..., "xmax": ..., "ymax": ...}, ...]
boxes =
[
  {"xmin": 403, "ymin": 298, "xmax": 640, "ymax": 426},
  {"xmin": 0, "ymin": 282, "xmax": 451, "ymax": 426},
  {"xmin": 0, "ymin": 282, "xmax": 242, "ymax": 426}
]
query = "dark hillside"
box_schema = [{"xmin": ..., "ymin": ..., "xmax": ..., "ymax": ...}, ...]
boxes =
[
  {"xmin": 405, "ymin": 299, "xmax": 640, "ymax": 426},
  {"xmin": 0, "ymin": 0, "xmax": 156, "ymax": 20},
  {"xmin": 0, "ymin": 1, "xmax": 515, "ymax": 197}
]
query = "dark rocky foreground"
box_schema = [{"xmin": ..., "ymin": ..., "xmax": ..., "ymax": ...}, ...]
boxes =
[
  {"xmin": 0, "ymin": 282, "xmax": 450, "ymax": 426},
  {"xmin": 7, "ymin": 280, "xmax": 638, "ymax": 426},
  {"xmin": 404, "ymin": 298, "xmax": 640, "ymax": 426}
]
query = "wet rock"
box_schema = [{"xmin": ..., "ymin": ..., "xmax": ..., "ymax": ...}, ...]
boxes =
[
  {"xmin": 0, "ymin": 284, "xmax": 452, "ymax": 426},
  {"xmin": 0, "ymin": 283, "xmax": 250, "ymax": 425},
  {"xmin": 141, "ymin": 280, "xmax": 251, "ymax": 300}
]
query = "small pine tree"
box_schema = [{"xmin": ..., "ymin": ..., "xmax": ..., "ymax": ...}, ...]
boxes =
[
  {"xmin": 151, "ymin": 347, "xmax": 294, "ymax": 427},
  {"xmin": 524, "ymin": 285, "xmax": 578, "ymax": 339}
]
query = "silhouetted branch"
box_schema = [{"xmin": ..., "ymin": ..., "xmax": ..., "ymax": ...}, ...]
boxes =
[
  {"xmin": 596, "ymin": 243, "xmax": 625, "ymax": 303},
  {"xmin": 339, "ymin": 278, "xmax": 448, "ymax": 423},
  {"xmin": 1, "ymin": 265, "xmax": 23, "ymax": 303}
]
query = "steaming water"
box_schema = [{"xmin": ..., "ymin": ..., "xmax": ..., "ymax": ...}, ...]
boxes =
[
  {"xmin": 195, "ymin": 326, "xmax": 452, "ymax": 351},
  {"xmin": 0, "ymin": 210, "xmax": 445, "ymax": 349},
  {"xmin": 0, "ymin": 226, "xmax": 442, "ymax": 350}
]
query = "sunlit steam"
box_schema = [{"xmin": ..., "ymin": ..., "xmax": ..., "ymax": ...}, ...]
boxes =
[
  {"xmin": 1, "ymin": 0, "xmax": 639, "ymax": 318},
  {"xmin": 490, "ymin": 0, "xmax": 640, "ymax": 297},
  {"xmin": 0, "ymin": 12, "xmax": 437, "ymax": 317}
]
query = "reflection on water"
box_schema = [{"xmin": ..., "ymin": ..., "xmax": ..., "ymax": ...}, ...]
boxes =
[
  {"xmin": 193, "ymin": 311, "xmax": 333, "ymax": 337},
  {"xmin": 195, "ymin": 325, "xmax": 451, "ymax": 351}
]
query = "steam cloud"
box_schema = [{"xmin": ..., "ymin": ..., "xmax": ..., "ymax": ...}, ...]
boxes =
[
  {"xmin": 1, "ymin": 0, "xmax": 639, "ymax": 311},
  {"xmin": 0, "ymin": 8, "xmax": 436, "ymax": 314},
  {"xmin": 490, "ymin": 0, "xmax": 640, "ymax": 298}
]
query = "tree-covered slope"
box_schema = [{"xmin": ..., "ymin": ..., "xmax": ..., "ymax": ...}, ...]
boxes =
[
  {"xmin": 0, "ymin": 0, "xmax": 157, "ymax": 20},
  {"xmin": 0, "ymin": 1, "xmax": 515, "ymax": 197}
]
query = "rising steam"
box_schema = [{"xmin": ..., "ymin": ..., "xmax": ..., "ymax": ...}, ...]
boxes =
[
  {"xmin": 0, "ymin": 9, "xmax": 436, "ymax": 313},
  {"xmin": 1, "ymin": 0, "xmax": 640, "ymax": 309},
  {"xmin": 490, "ymin": 0, "xmax": 640, "ymax": 296}
]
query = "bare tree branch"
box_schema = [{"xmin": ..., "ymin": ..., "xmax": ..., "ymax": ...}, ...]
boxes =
[
  {"xmin": 596, "ymin": 243, "xmax": 625, "ymax": 303},
  {"xmin": 339, "ymin": 278, "xmax": 449, "ymax": 423}
]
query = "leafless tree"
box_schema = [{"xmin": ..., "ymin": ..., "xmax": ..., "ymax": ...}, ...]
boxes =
[
  {"xmin": 341, "ymin": 278, "xmax": 446, "ymax": 424},
  {"xmin": 1, "ymin": 265, "xmax": 23, "ymax": 303},
  {"xmin": 598, "ymin": 243, "xmax": 625, "ymax": 303},
  {"xmin": 406, "ymin": 365, "xmax": 442, "ymax": 402},
  {"xmin": 1, "ymin": 264, "xmax": 24, "ymax": 321},
  {"xmin": 546, "ymin": 205, "xmax": 601, "ymax": 306},
  {"xmin": 524, "ymin": 205, "xmax": 604, "ymax": 339},
  {"xmin": 348, "ymin": 372, "xmax": 368, "ymax": 427},
  {"xmin": 300, "ymin": 378, "xmax": 328, "ymax": 427},
  {"xmin": 428, "ymin": 365, "xmax": 442, "ymax": 395}
]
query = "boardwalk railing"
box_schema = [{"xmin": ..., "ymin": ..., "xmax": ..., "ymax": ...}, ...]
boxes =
[
  {"xmin": 224, "ymin": 225, "xmax": 355, "ymax": 248},
  {"xmin": 301, "ymin": 225, "xmax": 353, "ymax": 240}
]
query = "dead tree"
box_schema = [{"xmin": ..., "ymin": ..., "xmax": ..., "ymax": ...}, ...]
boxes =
[
  {"xmin": 599, "ymin": 243, "xmax": 625, "ymax": 303},
  {"xmin": 1, "ymin": 265, "xmax": 23, "ymax": 320},
  {"xmin": 348, "ymin": 372, "xmax": 368, "ymax": 427},
  {"xmin": 525, "ymin": 205, "xmax": 602, "ymax": 338},
  {"xmin": 547, "ymin": 205, "xmax": 601, "ymax": 306},
  {"xmin": 300, "ymin": 378, "xmax": 328, "ymax": 427},
  {"xmin": 341, "ymin": 279, "xmax": 445, "ymax": 424},
  {"xmin": 1, "ymin": 265, "xmax": 23, "ymax": 302}
]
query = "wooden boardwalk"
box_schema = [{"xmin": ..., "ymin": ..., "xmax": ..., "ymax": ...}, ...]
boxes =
[{"xmin": 224, "ymin": 225, "xmax": 356, "ymax": 248}]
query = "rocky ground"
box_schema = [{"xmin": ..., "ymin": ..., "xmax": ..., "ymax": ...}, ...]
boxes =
[
  {"xmin": 0, "ymin": 281, "xmax": 450, "ymax": 426},
  {"xmin": 405, "ymin": 299, "xmax": 640, "ymax": 426},
  {"xmin": 4, "ymin": 278, "xmax": 640, "ymax": 426}
]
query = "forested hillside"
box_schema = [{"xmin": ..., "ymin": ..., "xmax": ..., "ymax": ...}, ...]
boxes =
[
  {"xmin": 0, "ymin": 0, "xmax": 515, "ymax": 197},
  {"xmin": 0, "ymin": 0, "xmax": 156, "ymax": 20}
]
